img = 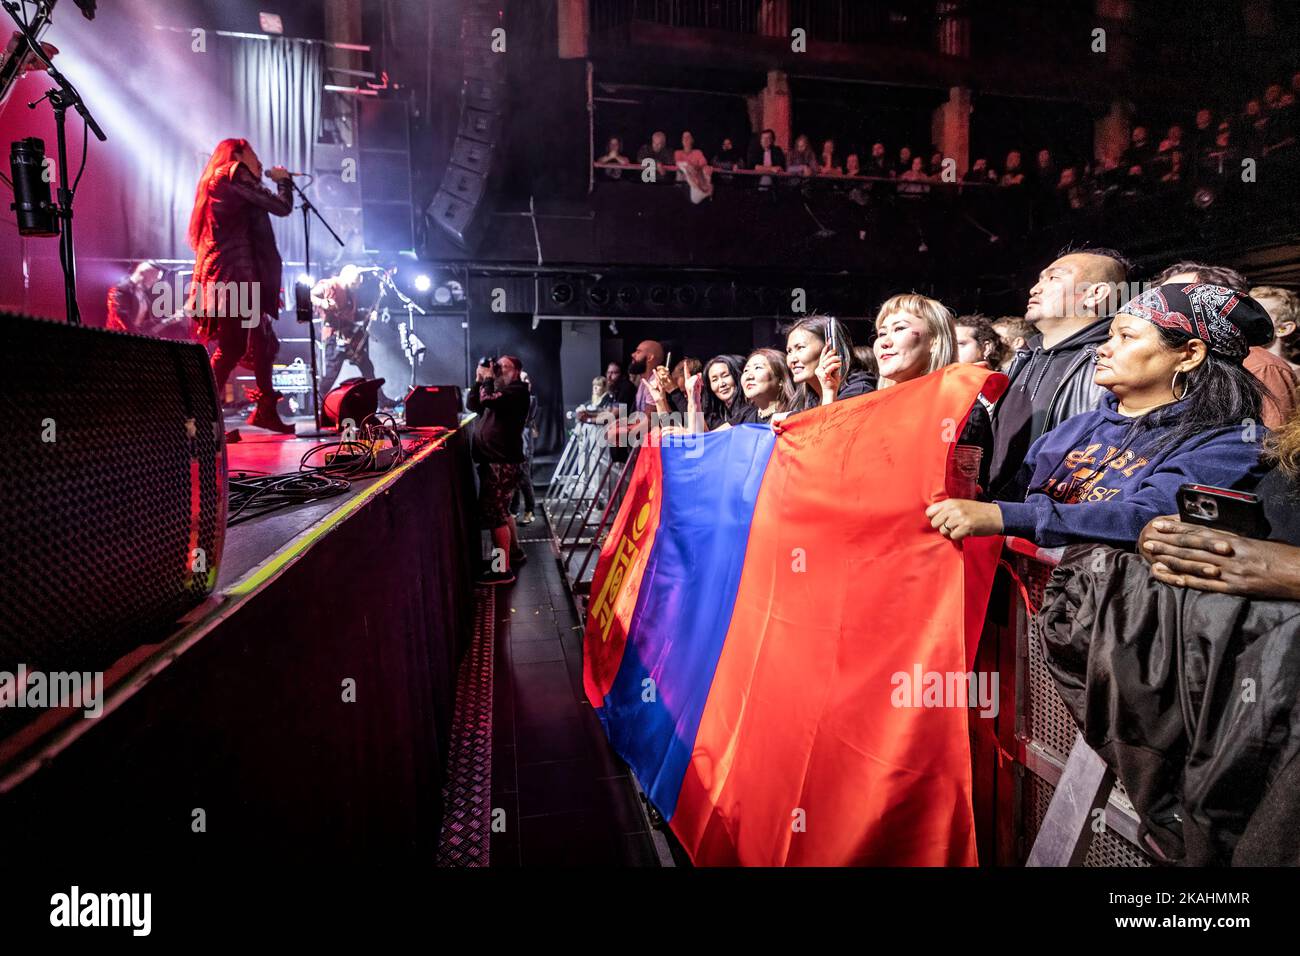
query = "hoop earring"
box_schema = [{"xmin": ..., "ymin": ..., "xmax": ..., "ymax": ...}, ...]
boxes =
[{"xmin": 1172, "ymin": 369, "xmax": 1189, "ymax": 401}]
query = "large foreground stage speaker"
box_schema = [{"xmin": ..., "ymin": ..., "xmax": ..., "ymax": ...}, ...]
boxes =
[
  {"xmin": 0, "ymin": 315, "xmax": 226, "ymax": 671},
  {"xmin": 321, "ymin": 377, "xmax": 386, "ymax": 429},
  {"xmin": 404, "ymin": 385, "xmax": 462, "ymax": 428}
]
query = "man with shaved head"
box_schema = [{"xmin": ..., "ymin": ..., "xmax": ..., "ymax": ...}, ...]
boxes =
[
  {"xmin": 988, "ymin": 246, "xmax": 1132, "ymax": 500},
  {"xmin": 628, "ymin": 339, "xmax": 666, "ymax": 416},
  {"xmin": 603, "ymin": 339, "xmax": 666, "ymax": 454}
]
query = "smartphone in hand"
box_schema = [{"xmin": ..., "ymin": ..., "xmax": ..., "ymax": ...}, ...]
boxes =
[{"xmin": 1176, "ymin": 484, "xmax": 1271, "ymax": 539}]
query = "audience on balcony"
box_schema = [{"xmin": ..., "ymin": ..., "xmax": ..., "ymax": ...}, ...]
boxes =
[
  {"xmin": 786, "ymin": 134, "xmax": 818, "ymax": 177},
  {"xmin": 674, "ymin": 130, "xmax": 714, "ymax": 203},
  {"xmin": 601, "ymin": 71, "xmax": 1298, "ymax": 217},
  {"xmin": 864, "ymin": 142, "xmax": 891, "ymax": 178},
  {"xmin": 712, "ymin": 137, "xmax": 742, "ymax": 171},
  {"xmin": 818, "ymin": 138, "xmax": 841, "ymax": 176},
  {"xmin": 598, "ymin": 137, "xmax": 630, "ymax": 179},
  {"xmin": 895, "ymin": 145, "xmax": 914, "ymax": 177},
  {"xmin": 746, "ymin": 128, "xmax": 786, "ymax": 187},
  {"xmin": 963, "ymin": 157, "xmax": 997, "ymax": 185},
  {"xmin": 636, "ymin": 131, "xmax": 675, "ymax": 178},
  {"xmin": 999, "ymin": 150, "xmax": 1026, "ymax": 187}
]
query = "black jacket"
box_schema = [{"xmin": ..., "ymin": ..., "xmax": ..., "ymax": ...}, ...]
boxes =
[
  {"xmin": 745, "ymin": 141, "xmax": 786, "ymax": 169},
  {"xmin": 1007, "ymin": 320, "xmax": 1110, "ymax": 432},
  {"xmin": 467, "ymin": 378, "xmax": 530, "ymax": 464},
  {"xmin": 1040, "ymin": 545, "xmax": 1300, "ymax": 865},
  {"xmin": 990, "ymin": 318, "xmax": 1111, "ymax": 499}
]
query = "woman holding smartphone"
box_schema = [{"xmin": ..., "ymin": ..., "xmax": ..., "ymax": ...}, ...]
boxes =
[
  {"xmin": 927, "ymin": 283, "xmax": 1274, "ymax": 549},
  {"xmin": 783, "ymin": 314, "xmax": 875, "ymax": 414}
]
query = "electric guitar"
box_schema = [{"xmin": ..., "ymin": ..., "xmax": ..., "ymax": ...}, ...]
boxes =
[{"xmin": 340, "ymin": 307, "xmax": 379, "ymax": 362}]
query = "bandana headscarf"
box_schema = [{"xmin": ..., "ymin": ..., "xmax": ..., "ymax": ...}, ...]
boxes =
[{"xmin": 1118, "ymin": 282, "xmax": 1274, "ymax": 361}]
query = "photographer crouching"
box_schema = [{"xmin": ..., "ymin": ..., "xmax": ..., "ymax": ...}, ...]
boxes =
[{"xmin": 469, "ymin": 354, "xmax": 531, "ymax": 586}]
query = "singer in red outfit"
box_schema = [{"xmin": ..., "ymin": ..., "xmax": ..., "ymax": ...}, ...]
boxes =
[{"xmin": 186, "ymin": 137, "xmax": 295, "ymax": 433}]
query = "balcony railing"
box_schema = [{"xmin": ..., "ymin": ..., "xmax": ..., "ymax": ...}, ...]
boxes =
[
  {"xmin": 591, "ymin": 0, "xmax": 764, "ymax": 34},
  {"xmin": 591, "ymin": 0, "xmax": 938, "ymax": 48}
]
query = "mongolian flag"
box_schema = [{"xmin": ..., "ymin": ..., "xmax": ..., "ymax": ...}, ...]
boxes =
[{"xmin": 583, "ymin": 363, "xmax": 1009, "ymax": 865}]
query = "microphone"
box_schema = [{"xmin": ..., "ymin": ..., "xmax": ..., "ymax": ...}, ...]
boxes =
[{"xmin": 264, "ymin": 169, "xmax": 310, "ymax": 178}]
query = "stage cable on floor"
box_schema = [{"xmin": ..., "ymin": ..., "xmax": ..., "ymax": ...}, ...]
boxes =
[{"xmin": 226, "ymin": 413, "xmax": 412, "ymax": 525}]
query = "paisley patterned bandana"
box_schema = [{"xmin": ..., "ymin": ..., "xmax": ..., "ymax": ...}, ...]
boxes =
[{"xmin": 1118, "ymin": 283, "xmax": 1274, "ymax": 361}]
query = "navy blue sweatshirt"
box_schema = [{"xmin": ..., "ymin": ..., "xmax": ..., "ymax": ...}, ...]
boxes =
[{"xmin": 996, "ymin": 393, "xmax": 1268, "ymax": 548}]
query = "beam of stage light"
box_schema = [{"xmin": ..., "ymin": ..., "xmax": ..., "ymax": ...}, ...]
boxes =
[{"xmin": 413, "ymin": 273, "xmax": 433, "ymax": 293}]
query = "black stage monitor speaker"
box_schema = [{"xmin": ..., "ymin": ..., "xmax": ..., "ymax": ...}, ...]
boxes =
[
  {"xmin": 322, "ymin": 377, "xmax": 386, "ymax": 429},
  {"xmin": 0, "ymin": 314, "xmax": 227, "ymax": 671},
  {"xmin": 404, "ymin": 386, "xmax": 462, "ymax": 428}
]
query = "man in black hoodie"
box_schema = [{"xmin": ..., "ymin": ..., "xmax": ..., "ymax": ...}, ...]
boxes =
[{"xmin": 988, "ymin": 247, "xmax": 1131, "ymax": 501}]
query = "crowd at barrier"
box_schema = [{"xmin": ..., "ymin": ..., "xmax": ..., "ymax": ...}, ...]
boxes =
[{"xmin": 522, "ymin": 250, "xmax": 1300, "ymax": 864}]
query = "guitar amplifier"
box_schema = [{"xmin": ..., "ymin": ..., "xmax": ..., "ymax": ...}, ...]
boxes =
[{"xmin": 404, "ymin": 386, "xmax": 462, "ymax": 428}]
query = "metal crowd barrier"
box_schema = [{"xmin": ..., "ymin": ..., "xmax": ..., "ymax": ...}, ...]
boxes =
[
  {"xmin": 542, "ymin": 420, "xmax": 641, "ymax": 612},
  {"xmin": 995, "ymin": 539, "xmax": 1151, "ymax": 867}
]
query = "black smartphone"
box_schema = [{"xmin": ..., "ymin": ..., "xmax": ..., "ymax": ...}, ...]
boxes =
[{"xmin": 1176, "ymin": 484, "xmax": 1271, "ymax": 539}]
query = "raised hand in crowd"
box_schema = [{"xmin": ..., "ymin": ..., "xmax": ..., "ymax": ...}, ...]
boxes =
[{"xmin": 815, "ymin": 341, "xmax": 842, "ymax": 404}]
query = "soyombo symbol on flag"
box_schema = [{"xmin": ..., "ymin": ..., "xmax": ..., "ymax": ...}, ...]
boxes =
[{"xmin": 582, "ymin": 364, "xmax": 1008, "ymax": 865}]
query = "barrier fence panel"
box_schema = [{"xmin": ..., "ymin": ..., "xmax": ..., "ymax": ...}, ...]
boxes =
[
  {"xmin": 541, "ymin": 421, "xmax": 640, "ymax": 613},
  {"xmin": 999, "ymin": 540, "xmax": 1152, "ymax": 867}
]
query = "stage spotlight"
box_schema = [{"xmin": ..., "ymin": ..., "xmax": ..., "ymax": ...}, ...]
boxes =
[
  {"xmin": 1193, "ymin": 186, "xmax": 1217, "ymax": 210},
  {"xmin": 413, "ymin": 274, "xmax": 433, "ymax": 293},
  {"xmin": 433, "ymin": 285, "xmax": 453, "ymax": 305},
  {"xmin": 551, "ymin": 282, "xmax": 574, "ymax": 306},
  {"xmin": 588, "ymin": 284, "xmax": 611, "ymax": 308}
]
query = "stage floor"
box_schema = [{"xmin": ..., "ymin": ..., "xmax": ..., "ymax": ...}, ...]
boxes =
[{"xmin": 217, "ymin": 418, "xmax": 461, "ymax": 589}]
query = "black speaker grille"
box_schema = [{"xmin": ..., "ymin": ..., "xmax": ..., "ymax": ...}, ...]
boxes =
[{"xmin": 0, "ymin": 316, "xmax": 227, "ymax": 673}]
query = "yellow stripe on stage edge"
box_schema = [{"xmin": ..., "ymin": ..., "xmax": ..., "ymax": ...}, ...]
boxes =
[{"xmin": 226, "ymin": 417, "xmax": 475, "ymax": 597}]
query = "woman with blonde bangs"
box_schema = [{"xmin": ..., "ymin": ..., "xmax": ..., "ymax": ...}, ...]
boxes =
[
  {"xmin": 874, "ymin": 292, "xmax": 1000, "ymax": 496},
  {"xmin": 873, "ymin": 293, "xmax": 958, "ymax": 387}
]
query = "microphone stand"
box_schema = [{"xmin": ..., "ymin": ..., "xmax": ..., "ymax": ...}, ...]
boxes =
[
  {"xmin": 286, "ymin": 174, "xmax": 343, "ymax": 436},
  {"xmin": 3, "ymin": 0, "xmax": 108, "ymax": 326},
  {"xmin": 380, "ymin": 271, "xmax": 426, "ymax": 392}
]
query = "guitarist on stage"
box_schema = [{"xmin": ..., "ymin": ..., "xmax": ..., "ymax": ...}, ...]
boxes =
[{"xmin": 311, "ymin": 264, "xmax": 382, "ymax": 395}]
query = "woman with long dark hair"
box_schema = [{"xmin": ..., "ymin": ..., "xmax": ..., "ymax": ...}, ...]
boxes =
[
  {"xmin": 927, "ymin": 284, "xmax": 1272, "ymax": 548},
  {"xmin": 187, "ymin": 137, "xmax": 295, "ymax": 433},
  {"xmin": 783, "ymin": 313, "xmax": 876, "ymax": 415},
  {"xmin": 686, "ymin": 353, "xmax": 748, "ymax": 430}
]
